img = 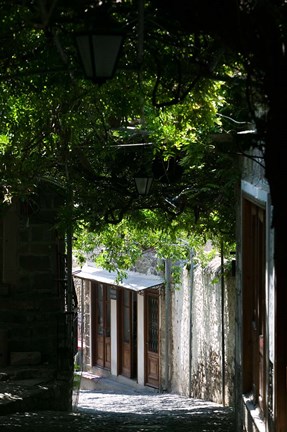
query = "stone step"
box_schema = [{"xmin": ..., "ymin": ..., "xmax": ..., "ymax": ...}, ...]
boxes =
[{"xmin": 75, "ymin": 371, "xmax": 157, "ymax": 394}]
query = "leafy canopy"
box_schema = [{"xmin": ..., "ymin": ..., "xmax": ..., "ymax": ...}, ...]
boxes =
[{"xmin": 0, "ymin": 1, "xmax": 246, "ymax": 269}]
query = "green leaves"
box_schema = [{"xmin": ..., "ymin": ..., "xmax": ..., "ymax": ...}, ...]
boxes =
[
  {"xmin": 0, "ymin": 1, "xmax": 246, "ymax": 272},
  {"xmin": 74, "ymin": 213, "xmax": 198, "ymax": 274}
]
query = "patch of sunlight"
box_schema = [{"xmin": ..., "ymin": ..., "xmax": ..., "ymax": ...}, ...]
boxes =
[{"xmin": 0, "ymin": 392, "xmax": 23, "ymax": 401}]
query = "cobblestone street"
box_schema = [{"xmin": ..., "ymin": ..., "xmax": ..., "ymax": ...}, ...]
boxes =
[{"xmin": 0, "ymin": 377, "xmax": 235, "ymax": 431}]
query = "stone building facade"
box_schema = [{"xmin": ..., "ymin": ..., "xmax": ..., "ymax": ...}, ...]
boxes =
[
  {"xmin": 235, "ymin": 148, "xmax": 275, "ymax": 432},
  {"xmin": 170, "ymin": 258, "xmax": 235, "ymax": 406},
  {"xmin": 74, "ymin": 250, "xmax": 236, "ymax": 406},
  {"xmin": 0, "ymin": 183, "xmax": 76, "ymax": 410}
]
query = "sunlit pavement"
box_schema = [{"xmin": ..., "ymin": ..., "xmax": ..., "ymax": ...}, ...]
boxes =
[{"xmin": 0, "ymin": 381, "xmax": 235, "ymax": 431}]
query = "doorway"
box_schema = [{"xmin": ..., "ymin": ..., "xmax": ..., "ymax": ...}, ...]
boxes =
[
  {"xmin": 242, "ymin": 198, "xmax": 266, "ymax": 415},
  {"xmin": 91, "ymin": 282, "xmax": 111, "ymax": 370},
  {"xmin": 119, "ymin": 289, "xmax": 137, "ymax": 379},
  {"xmin": 145, "ymin": 290, "xmax": 160, "ymax": 388}
]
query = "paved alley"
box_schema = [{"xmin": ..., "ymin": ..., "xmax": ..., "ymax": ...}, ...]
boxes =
[{"xmin": 0, "ymin": 376, "xmax": 235, "ymax": 431}]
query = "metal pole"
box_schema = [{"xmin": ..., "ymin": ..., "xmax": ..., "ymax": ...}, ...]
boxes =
[
  {"xmin": 189, "ymin": 249, "xmax": 194, "ymax": 398},
  {"xmin": 81, "ymin": 278, "xmax": 84, "ymax": 370},
  {"xmin": 165, "ymin": 258, "xmax": 172, "ymax": 390},
  {"xmin": 221, "ymin": 240, "xmax": 226, "ymax": 406}
]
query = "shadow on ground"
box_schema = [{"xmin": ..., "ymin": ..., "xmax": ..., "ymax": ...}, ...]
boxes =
[{"xmin": 0, "ymin": 373, "xmax": 235, "ymax": 431}]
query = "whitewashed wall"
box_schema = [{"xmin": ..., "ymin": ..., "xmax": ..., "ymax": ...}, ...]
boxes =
[
  {"xmin": 170, "ymin": 257, "xmax": 236, "ymax": 405},
  {"xmin": 169, "ymin": 265, "xmax": 191, "ymax": 395}
]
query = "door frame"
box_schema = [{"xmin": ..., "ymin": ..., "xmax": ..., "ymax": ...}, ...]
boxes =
[
  {"xmin": 144, "ymin": 289, "xmax": 160, "ymax": 388},
  {"xmin": 91, "ymin": 282, "xmax": 111, "ymax": 370},
  {"xmin": 118, "ymin": 288, "xmax": 138, "ymax": 379},
  {"xmin": 242, "ymin": 196, "xmax": 267, "ymax": 416}
]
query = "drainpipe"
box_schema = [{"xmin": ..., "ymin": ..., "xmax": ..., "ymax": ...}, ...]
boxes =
[
  {"xmin": 189, "ymin": 249, "xmax": 194, "ymax": 398},
  {"xmin": 221, "ymin": 240, "xmax": 226, "ymax": 406},
  {"xmin": 165, "ymin": 258, "xmax": 172, "ymax": 391},
  {"xmin": 80, "ymin": 278, "xmax": 84, "ymax": 371}
]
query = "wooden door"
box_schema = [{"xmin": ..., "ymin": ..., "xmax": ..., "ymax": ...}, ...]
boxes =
[
  {"xmin": 257, "ymin": 208, "xmax": 266, "ymax": 412},
  {"xmin": 145, "ymin": 290, "xmax": 159, "ymax": 388},
  {"xmin": 242, "ymin": 199, "xmax": 266, "ymax": 415},
  {"xmin": 119, "ymin": 289, "xmax": 137, "ymax": 378},
  {"xmin": 91, "ymin": 282, "xmax": 111, "ymax": 369}
]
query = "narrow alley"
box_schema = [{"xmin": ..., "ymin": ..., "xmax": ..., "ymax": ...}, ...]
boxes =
[{"xmin": 0, "ymin": 376, "xmax": 235, "ymax": 431}]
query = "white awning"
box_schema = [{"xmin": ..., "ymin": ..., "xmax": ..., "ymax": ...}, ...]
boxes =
[{"xmin": 73, "ymin": 264, "xmax": 164, "ymax": 292}]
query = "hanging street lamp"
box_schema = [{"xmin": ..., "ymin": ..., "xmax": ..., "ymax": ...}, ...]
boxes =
[
  {"xmin": 75, "ymin": 32, "xmax": 123, "ymax": 84},
  {"xmin": 134, "ymin": 173, "xmax": 154, "ymax": 196},
  {"xmin": 75, "ymin": 20, "xmax": 124, "ymax": 85}
]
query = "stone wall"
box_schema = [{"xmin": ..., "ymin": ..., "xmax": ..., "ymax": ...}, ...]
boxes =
[
  {"xmin": 0, "ymin": 184, "xmax": 74, "ymax": 410},
  {"xmin": 170, "ymin": 257, "xmax": 236, "ymax": 405}
]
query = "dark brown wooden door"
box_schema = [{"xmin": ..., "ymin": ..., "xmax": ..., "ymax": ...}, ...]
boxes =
[
  {"xmin": 242, "ymin": 199, "xmax": 266, "ymax": 415},
  {"xmin": 119, "ymin": 289, "xmax": 137, "ymax": 378},
  {"xmin": 145, "ymin": 290, "xmax": 159, "ymax": 388},
  {"xmin": 91, "ymin": 282, "xmax": 111, "ymax": 369}
]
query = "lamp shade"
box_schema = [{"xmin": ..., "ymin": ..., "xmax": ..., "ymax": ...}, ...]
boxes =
[
  {"xmin": 134, "ymin": 175, "xmax": 153, "ymax": 196},
  {"xmin": 75, "ymin": 32, "xmax": 123, "ymax": 84}
]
